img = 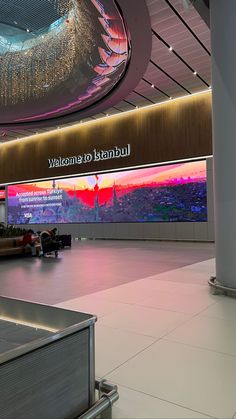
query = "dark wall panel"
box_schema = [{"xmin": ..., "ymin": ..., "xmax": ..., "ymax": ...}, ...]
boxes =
[{"xmin": 0, "ymin": 92, "xmax": 212, "ymax": 184}]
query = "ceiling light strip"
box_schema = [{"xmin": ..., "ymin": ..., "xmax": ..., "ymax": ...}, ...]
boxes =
[
  {"xmin": 1, "ymin": 154, "xmax": 213, "ymax": 187},
  {"xmin": 0, "ymin": 88, "xmax": 211, "ymax": 147},
  {"xmin": 164, "ymin": 0, "xmax": 211, "ymax": 56}
]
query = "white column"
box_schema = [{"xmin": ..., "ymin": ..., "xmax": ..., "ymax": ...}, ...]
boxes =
[{"xmin": 211, "ymin": 0, "xmax": 236, "ymax": 288}]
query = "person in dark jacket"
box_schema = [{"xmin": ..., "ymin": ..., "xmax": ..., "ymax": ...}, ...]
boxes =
[{"xmin": 40, "ymin": 230, "xmax": 60, "ymax": 256}]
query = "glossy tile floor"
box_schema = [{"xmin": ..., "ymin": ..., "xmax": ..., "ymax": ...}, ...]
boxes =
[
  {"xmin": 0, "ymin": 240, "xmax": 214, "ymax": 304},
  {"xmin": 2, "ymin": 240, "xmax": 236, "ymax": 418},
  {"xmin": 56, "ymin": 255, "xmax": 236, "ymax": 419}
]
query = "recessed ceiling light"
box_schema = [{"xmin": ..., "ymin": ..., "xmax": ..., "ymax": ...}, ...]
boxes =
[
  {"xmin": 169, "ymin": 46, "xmax": 173, "ymax": 51},
  {"xmin": 26, "ymin": 29, "xmax": 30, "ymax": 33},
  {"xmin": 151, "ymin": 84, "xmax": 155, "ymax": 88},
  {"xmin": 193, "ymin": 71, "xmax": 197, "ymax": 75}
]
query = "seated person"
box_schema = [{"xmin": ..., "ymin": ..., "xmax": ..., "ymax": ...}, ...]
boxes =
[
  {"xmin": 50, "ymin": 228, "xmax": 57, "ymax": 238},
  {"xmin": 22, "ymin": 229, "xmax": 38, "ymax": 256},
  {"xmin": 48, "ymin": 228, "xmax": 63, "ymax": 248},
  {"xmin": 40, "ymin": 230, "xmax": 60, "ymax": 255}
]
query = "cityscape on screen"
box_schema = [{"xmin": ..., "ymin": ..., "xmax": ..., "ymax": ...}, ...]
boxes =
[{"xmin": 7, "ymin": 160, "xmax": 207, "ymax": 224}]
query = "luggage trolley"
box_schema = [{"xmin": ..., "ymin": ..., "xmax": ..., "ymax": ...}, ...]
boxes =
[{"xmin": 39, "ymin": 231, "xmax": 60, "ymax": 258}]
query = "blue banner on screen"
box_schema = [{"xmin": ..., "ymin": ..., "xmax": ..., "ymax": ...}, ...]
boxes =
[{"xmin": 7, "ymin": 160, "xmax": 207, "ymax": 224}]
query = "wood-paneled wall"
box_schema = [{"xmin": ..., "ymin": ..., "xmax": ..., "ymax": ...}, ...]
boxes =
[{"xmin": 0, "ymin": 92, "xmax": 212, "ymax": 184}]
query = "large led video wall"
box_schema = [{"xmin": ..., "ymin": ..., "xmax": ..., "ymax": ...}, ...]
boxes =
[{"xmin": 7, "ymin": 160, "xmax": 207, "ymax": 224}]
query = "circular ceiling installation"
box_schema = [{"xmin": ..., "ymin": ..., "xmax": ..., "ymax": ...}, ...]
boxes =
[{"xmin": 0, "ymin": 0, "xmax": 130, "ymax": 123}]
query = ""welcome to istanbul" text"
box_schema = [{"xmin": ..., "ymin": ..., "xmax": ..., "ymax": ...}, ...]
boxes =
[{"xmin": 48, "ymin": 144, "xmax": 131, "ymax": 169}]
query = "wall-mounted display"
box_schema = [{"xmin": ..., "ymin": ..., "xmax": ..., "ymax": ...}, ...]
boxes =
[
  {"xmin": 0, "ymin": 189, "xmax": 5, "ymax": 201},
  {"xmin": 7, "ymin": 160, "xmax": 207, "ymax": 224}
]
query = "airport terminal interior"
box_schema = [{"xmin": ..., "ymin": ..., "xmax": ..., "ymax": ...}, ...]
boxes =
[{"xmin": 0, "ymin": 0, "xmax": 236, "ymax": 418}]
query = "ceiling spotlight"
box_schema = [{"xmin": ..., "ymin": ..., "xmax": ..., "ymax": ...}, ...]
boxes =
[
  {"xmin": 151, "ymin": 84, "xmax": 155, "ymax": 88},
  {"xmin": 26, "ymin": 28, "xmax": 30, "ymax": 33},
  {"xmin": 193, "ymin": 71, "xmax": 197, "ymax": 75},
  {"xmin": 169, "ymin": 46, "xmax": 173, "ymax": 51}
]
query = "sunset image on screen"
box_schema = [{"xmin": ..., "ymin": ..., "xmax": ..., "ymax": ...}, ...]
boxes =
[{"xmin": 8, "ymin": 160, "xmax": 207, "ymax": 224}]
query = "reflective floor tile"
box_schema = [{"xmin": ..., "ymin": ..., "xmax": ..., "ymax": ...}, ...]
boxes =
[
  {"xmin": 113, "ymin": 386, "xmax": 213, "ymax": 419},
  {"xmin": 166, "ymin": 315, "xmax": 236, "ymax": 357},
  {"xmin": 95, "ymin": 324, "xmax": 155, "ymax": 377},
  {"xmin": 106, "ymin": 340, "xmax": 236, "ymax": 418},
  {"xmin": 201, "ymin": 298, "xmax": 236, "ymax": 322},
  {"xmin": 55, "ymin": 296, "xmax": 130, "ymax": 318},
  {"xmin": 99, "ymin": 305, "xmax": 190, "ymax": 338}
]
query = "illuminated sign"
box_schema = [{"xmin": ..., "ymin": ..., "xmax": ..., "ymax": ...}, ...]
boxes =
[
  {"xmin": 48, "ymin": 144, "xmax": 131, "ymax": 169},
  {"xmin": 0, "ymin": 190, "xmax": 5, "ymax": 200},
  {"xmin": 8, "ymin": 160, "xmax": 207, "ymax": 224}
]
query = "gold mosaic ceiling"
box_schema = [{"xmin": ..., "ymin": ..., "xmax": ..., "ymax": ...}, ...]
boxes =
[{"xmin": 0, "ymin": 0, "xmax": 130, "ymax": 124}]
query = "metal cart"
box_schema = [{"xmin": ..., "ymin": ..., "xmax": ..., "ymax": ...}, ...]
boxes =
[{"xmin": 0, "ymin": 296, "xmax": 119, "ymax": 418}]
